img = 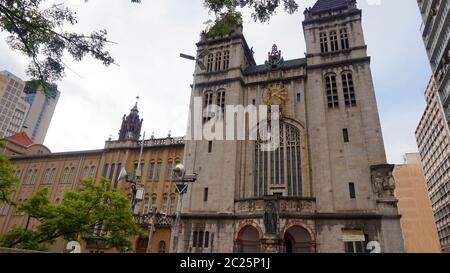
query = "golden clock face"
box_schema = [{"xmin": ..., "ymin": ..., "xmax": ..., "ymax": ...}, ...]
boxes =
[{"xmin": 263, "ymin": 83, "xmax": 288, "ymax": 105}]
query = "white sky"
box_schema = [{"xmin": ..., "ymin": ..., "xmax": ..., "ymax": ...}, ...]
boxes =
[{"xmin": 0, "ymin": 0, "xmax": 431, "ymax": 164}]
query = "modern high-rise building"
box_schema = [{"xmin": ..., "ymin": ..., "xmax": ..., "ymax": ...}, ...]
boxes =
[
  {"xmin": 417, "ymin": 0, "xmax": 450, "ymax": 122},
  {"xmin": 176, "ymin": 0, "xmax": 404, "ymax": 253},
  {"xmin": 393, "ymin": 153, "xmax": 441, "ymax": 253},
  {"xmin": 0, "ymin": 71, "xmax": 29, "ymax": 139},
  {"xmin": 22, "ymin": 82, "xmax": 60, "ymax": 145},
  {"xmin": 417, "ymin": 0, "xmax": 450, "ymax": 253},
  {"xmin": 416, "ymin": 78, "xmax": 450, "ymax": 252}
]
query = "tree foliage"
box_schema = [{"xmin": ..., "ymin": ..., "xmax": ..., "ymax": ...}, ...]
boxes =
[
  {"xmin": 204, "ymin": 0, "xmax": 299, "ymax": 36},
  {"xmin": 0, "ymin": 142, "xmax": 19, "ymax": 205},
  {"xmin": 0, "ymin": 0, "xmax": 136, "ymax": 96},
  {"xmin": 0, "ymin": 178, "xmax": 145, "ymax": 251}
]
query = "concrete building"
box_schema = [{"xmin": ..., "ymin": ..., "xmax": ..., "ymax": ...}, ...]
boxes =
[
  {"xmin": 0, "ymin": 103, "xmax": 184, "ymax": 253},
  {"xmin": 22, "ymin": 83, "xmax": 60, "ymax": 144},
  {"xmin": 417, "ymin": 0, "xmax": 450, "ymax": 122},
  {"xmin": 416, "ymin": 0, "xmax": 450, "ymax": 253},
  {"xmin": 176, "ymin": 0, "xmax": 404, "ymax": 253},
  {"xmin": 416, "ymin": 78, "xmax": 450, "ymax": 252},
  {"xmin": 393, "ymin": 153, "xmax": 441, "ymax": 253},
  {"xmin": 0, "ymin": 71, "xmax": 29, "ymax": 139}
]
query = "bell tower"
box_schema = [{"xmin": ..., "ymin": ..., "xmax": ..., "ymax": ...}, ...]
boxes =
[{"xmin": 118, "ymin": 99, "xmax": 143, "ymax": 141}]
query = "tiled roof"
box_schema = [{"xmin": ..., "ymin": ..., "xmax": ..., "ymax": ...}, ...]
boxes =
[
  {"xmin": 6, "ymin": 132, "xmax": 33, "ymax": 146},
  {"xmin": 310, "ymin": 0, "xmax": 351, "ymax": 14}
]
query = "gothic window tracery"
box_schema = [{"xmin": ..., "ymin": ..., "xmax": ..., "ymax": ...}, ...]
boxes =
[
  {"xmin": 325, "ymin": 74, "xmax": 339, "ymax": 108},
  {"xmin": 254, "ymin": 122, "xmax": 303, "ymax": 197},
  {"xmin": 342, "ymin": 72, "xmax": 356, "ymax": 107}
]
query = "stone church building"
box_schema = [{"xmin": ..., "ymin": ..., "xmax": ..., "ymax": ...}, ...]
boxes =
[{"xmin": 176, "ymin": 0, "xmax": 405, "ymax": 253}]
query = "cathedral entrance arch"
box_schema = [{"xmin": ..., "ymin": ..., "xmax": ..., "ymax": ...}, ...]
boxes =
[
  {"xmin": 234, "ymin": 224, "xmax": 262, "ymax": 253},
  {"xmin": 281, "ymin": 225, "xmax": 315, "ymax": 253}
]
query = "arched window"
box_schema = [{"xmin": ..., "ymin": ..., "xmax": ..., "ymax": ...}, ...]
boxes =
[
  {"xmin": 109, "ymin": 163, "xmax": 116, "ymax": 181},
  {"xmin": 62, "ymin": 167, "xmax": 70, "ymax": 184},
  {"xmin": 223, "ymin": 50, "xmax": 230, "ymax": 69},
  {"xmin": 162, "ymin": 194, "xmax": 168, "ymax": 213},
  {"xmin": 167, "ymin": 159, "xmax": 173, "ymax": 180},
  {"xmin": 342, "ymin": 72, "xmax": 356, "ymax": 107},
  {"xmin": 143, "ymin": 193, "xmax": 150, "ymax": 214},
  {"xmin": 214, "ymin": 51, "xmax": 222, "ymax": 71},
  {"xmin": 89, "ymin": 166, "xmax": 96, "ymax": 178},
  {"xmin": 158, "ymin": 241, "xmax": 166, "ymax": 253},
  {"xmin": 155, "ymin": 160, "xmax": 162, "ymax": 180},
  {"xmin": 25, "ymin": 169, "xmax": 33, "ymax": 185},
  {"xmin": 149, "ymin": 160, "xmax": 155, "ymax": 180},
  {"xmin": 319, "ymin": 32, "xmax": 328, "ymax": 53},
  {"xmin": 340, "ymin": 28, "xmax": 349, "ymax": 49},
  {"xmin": 203, "ymin": 91, "xmax": 214, "ymax": 123},
  {"xmin": 82, "ymin": 166, "xmax": 89, "ymax": 178},
  {"xmin": 206, "ymin": 53, "xmax": 214, "ymax": 72},
  {"xmin": 69, "ymin": 167, "xmax": 76, "ymax": 183},
  {"xmin": 325, "ymin": 74, "xmax": 339, "ymax": 108},
  {"xmin": 49, "ymin": 168, "xmax": 56, "ymax": 184},
  {"xmin": 169, "ymin": 195, "xmax": 176, "ymax": 214},
  {"xmin": 254, "ymin": 122, "xmax": 303, "ymax": 197},
  {"xmin": 151, "ymin": 194, "xmax": 157, "ymax": 209},
  {"xmin": 42, "ymin": 168, "xmax": 50, "ymax": 184}
]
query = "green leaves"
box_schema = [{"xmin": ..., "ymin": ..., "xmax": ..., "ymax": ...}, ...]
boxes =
[
  {"xmin": 204, "ymin": 0, "xmax": 299, "ymax": 37},
  {"xmin": 0, "ymin": 177, "xmax": 144, "ymax": 251},
  {"xmin": 0, "ymin": 152, "xmax": 19, "ymax": 205}
]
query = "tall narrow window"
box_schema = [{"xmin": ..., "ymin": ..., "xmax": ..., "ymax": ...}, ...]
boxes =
[
  {"xmin": 69, "ymin": 167, "xmax": 76, "ymax": 183},
  {"xmin": 330, "ymin": 31, "xmax": 339, "ymax": 52},
  {"xmin": 50, "ymin": 168, "xmax": 56, "ymax": 184},
  {"xmin": 109, "ymin": 164, "xmax": 116, "ymax": 181},
  {"xmin": 320, "ymin": 32, "xmax": 329, "ymax": 53},
  {"xmin": 82, "ymin": 167, "xmax": 89, "ymax": 179},
  {"xmin": 216, "ymin": 90, "xmax": 226, "ymax": 116},
  {"xmin": 43, "ymin": 168, "xmax": 51, "ymax": 184},
  {"xmin": 207, "ymin": 54, "xmax": 214, "ymax": 72},
  {"xmin": 149, "ymin": 161, "xmax": 155, "ymax": 180},
  {"xmin": 193, "ymin": 231, "xmax": 198, "ymax": 247},
  {"xmin": 62, "ymin": 168, "xmax": 70, "ymax": 184},
  {"xmin": 204, "ymin": 188, "xmax": 209, "ymax": 202},
  {"xmin": 223, "ymin": 50, "xmax": 230, "ymax": 70},
  {"xmin": 169, "ymin": 195, "xmax": 176, "ymax": 214},
  {"xmin": 349, "ymin": 182, "xmax": 356, "ymax": 199},
  {"xmin": 203, "ymin": 91, "xmax": 213, "ymax": 123},
  {"xmin": 162, "ymin": 194, "xmax": 168, "ymax": 213},
  {"xmin": 158, "ymin": 241, "xmax": 166, "ymax": 253},
  {"xmin": 155, "ymin": 161, "xmax": 162, "ymax": 180},
  {"xmin": 89, "ymin": 166, "xmax": 96, "ymax": 178},
  {"xmin": 215, "ymin": 52, "xmax": 222, "ymax": 71},
  {"xmin": 115, "ymin": 163, "xmax": 122, "ymax": 183},
  {"xmin": 151, "ymin": 194, "xmax": 157, "ymax": 209},
  {"xmin": 208, "ymin": 141, "xmax": 213, "ymax": 153},
  {"xmin": 143, "ymin": 194, "xmax": 149, "ymax": 214},
  {"xmin": 167, "ymin": 160, "xmax": 173, "ymax": 180},
  {"xmin": 342, "ymin": 72, "xmax": 356, "ymax": 107},
  {"xmin": 31, "ymin": 170, "xmax": 38, "ymax": 185},
  {"xmin": 343, "ymin": 128, "xmax": 349, "ymax": 143},
  {"xmin": 340, "ymin": 29, "xmax": 349, "ymax": 50},
  {"xmin": 325, "ymin": 74, "xmax": 339, "ymax": 108},
  {"xmin": 102, "ymin": 164, "xmax": 109, "ymax": 178},
  {"xmin": 198, "ymin": 231, "xmax": 204, "ymax": 248},
  {"xmin": 204, "ymin": 232, "xmax": 210, "ymax": 248}
]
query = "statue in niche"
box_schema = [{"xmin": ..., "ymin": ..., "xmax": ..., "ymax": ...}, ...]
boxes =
[{"xmin": 263, "ymin": 202, "xmax": 278, "ymax": 234}]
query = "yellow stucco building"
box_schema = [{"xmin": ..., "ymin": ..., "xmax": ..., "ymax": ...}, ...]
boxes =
[{"xmin": 0, "ymin": 102, "xmax": 184, "ymax": 253}]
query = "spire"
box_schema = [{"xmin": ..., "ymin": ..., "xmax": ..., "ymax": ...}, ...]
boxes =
[{"xmin": 118, "ymin": 98, "xmax": 143, "ymax": 141}]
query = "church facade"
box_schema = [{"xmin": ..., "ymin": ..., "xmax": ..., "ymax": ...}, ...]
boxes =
[{"xmin": 176, "ymin": 0, "xmax": 405, "ymax": 253}]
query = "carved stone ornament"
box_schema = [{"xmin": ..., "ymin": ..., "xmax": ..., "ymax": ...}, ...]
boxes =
[
  {"xmin": 265, "ymin": 44, "xmax": 284, "ymax": 70},
  {"xmin": 371, "ymin": 164, "xmax": 396, "ymax": 199}
]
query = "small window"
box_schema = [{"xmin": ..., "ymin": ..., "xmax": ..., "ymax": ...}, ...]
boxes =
[
  {"xmin": 330, "ymin": 31, "xmax": 339, "ymax": 52},
  {"xmin": 340, "ymin": 29, "xmax": 349, "ymax": 50},
  {"xmin": 158, "ymin": 241, "xmax": 166, "ymax": 253},
  {"xmin": 208, "ymin": 141, "xmax": 213, "ymax": 153},
  {"xmin": 297, "ymin": 93, "xmax": 301, "ymax": 102},
  {"xmin": 149, "ymin": 161, "xmax": 155, "ymax": 180},
  {"xmin": 215, "ymin": 52, "xmax": 222, "ymax": 71},
  {"xmin": 206, "ymin": 54, "xmax": 214, "ymax": 72},
  {"xmin": 343, "ymin": 128, "xmax": 349, "ymax": 143},
  {"xmin": 223, "ymin": 50, "xmax": 230, "ymax": 70},
  {"xmin": 204, "ymin": 188, "xmax": 209, "ymax": 202},
  {"xmin": 198, "ymin": 231, "xmax": 204, "ymax": 248},
  {"xmin": 349, "ymin": 182, "xmax": 356, "ymax": 199},
  {"xmin": 252, "ymin": 99, "xmax": 256, "ymax": 105}
]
